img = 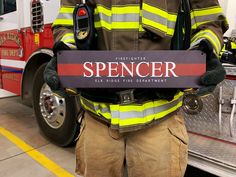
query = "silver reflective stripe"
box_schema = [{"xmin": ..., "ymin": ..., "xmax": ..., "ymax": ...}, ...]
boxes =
[
  {"xmin": 81, "ymin": 96, "xmax": 110, "ymax": 114},
  {"xmin": 142, "ymin": 10, "xmax": 176, "ymax": 29},
  {"xmin": 94, "ymin": 14, "xmax": 140, "ymax": 28},
  {"xmin": 94, "ymin": 13, "xmax": 110, "ymax": 23},
  {"xmin": 94, "ymin": 13, "xmax": 140, "ymax": 23},
  {"xmin": 57, "ymin": 13, "xmax": 73, "ymax": 20},
  {"xmin": 191, "ymin": 13, "xmax": 223, "ymax": 27},
  {"xmin": 111, "ymin": 96, "xmax": 183, "ymax": 120},
  {"xmin": 114, "ymin": 14, "xmax": 139, "ymax": 22}
]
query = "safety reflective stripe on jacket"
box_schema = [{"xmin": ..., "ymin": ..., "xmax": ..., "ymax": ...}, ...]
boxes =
[
  {"xmin": 190, "ymin": 5, "xmax": 227, "ymax": 54},
  {"xmin": 52, "ymin": 6, "xmax": 75, "ymax": 45},
  {"xmin": 53, "ymin": 4, "xmax": 177, "ymax": 36},
  {"xmin": 232, "ymin": 42, "xmax": 236, "ymax": 50},
  {"xmin": 80, "ymin": 92, "xmax": 184, "ymax": 132},
  {"xmin": 94, "ymin": 3, "xmax": 177, "ymax": 36},
  {"xmin": 53, "ymin": 1, "xmax": 227, "ymax": 51}
]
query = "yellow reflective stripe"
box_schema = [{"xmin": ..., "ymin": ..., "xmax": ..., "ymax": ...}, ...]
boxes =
[
  {"xmin": 52, "ymin": 19, "xmax": 73, "ymax": 26},
  {"xmin": 191, "ymin": 29, "xmax": 221, "ymax": 54},
  {"xmin": 207, "ymin": 30, "xmax": 221, "ymax": 52},
  {"xmin": 232, "ymin": 42, "xmax": 236, "ymax": 49},
  {"xmin": 142, "ymin": 18, "xmax": 174, "ymax": 35},
  {"xmin": 95, "ymin": 20, "xmax": 111, "ymax": 30},
  {"xmin": 112, "ymin": 22, "xmax": 139, "ymax": 29},
  {"xmin": 112, "ymin": 6, "xmax": 140, "ymax": 14},
  {"xmin": 139, "ymin": 25, "xmax": 145, "ymax": 31},
  {"xmin": 61, "ymin": 33, "xmax": 73, "ymax": 38},
  {"xmin": 80, "ymin": 98, "xmax": 97, "ymax": 115},
  {"xmin": 191, "ymin": 21, "xmax": 210, "ymax": 29},
  {"xmin": 192, "ymin": 35, "xmax": 219, "ymax": 54},
  {"xmin": 190, "ymin": 7, "xmax": 222, "ymax": 18},
  {"xmin": 80, "ymin": 97, "xmax": 112, "ymax": 119},
  {"xmin": 95, "ymin": 5, "xmax": 140, "ymax": 15},
  {"xmin": 95, "ymin": 5, "xmax": 112, "ymax": 16},
  {"xmin": 63, "ymin": 38, "xmax": 75, "ymax": 43},
  {"xmin": 61, "ymin": 33, "xmax": 75, "ymax": 43},
  {"xmin": 221, "ymin": 45, "xmax": 226, "ymax": 51},
  {"xmin": 59, "ymin": 7, "xmax": 74, "ymax": 13},
  {"xmin": 139, "ymin": 11, "xmax": 144, "ymax": 31},
  {"xmin": 142, "ymin": 3, "xmax": 176, "ymax": 21}
]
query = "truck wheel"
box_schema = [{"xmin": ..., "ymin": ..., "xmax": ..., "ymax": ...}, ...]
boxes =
[{"xmin": 32, "ymin": 63, "xmax": 79, "ymax": 146}]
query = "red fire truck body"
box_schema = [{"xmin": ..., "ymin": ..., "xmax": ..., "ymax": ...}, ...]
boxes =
[
  {"xmin": 0, "ymin": 0, "xmax": 56, "ymax": 95},
  {"xmin": 0, "ymin": 25, "xmax": 53, "ymax": 94}
]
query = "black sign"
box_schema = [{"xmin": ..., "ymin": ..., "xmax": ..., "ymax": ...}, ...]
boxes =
[{"xmin": 58, "ymin": 50, "xmax": 206, "ymax": 88}]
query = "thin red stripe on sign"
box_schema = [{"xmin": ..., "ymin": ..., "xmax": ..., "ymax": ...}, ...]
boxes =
[{"xmin": 58, "ymin": 63, "xmax": 205, "ymax": 77}]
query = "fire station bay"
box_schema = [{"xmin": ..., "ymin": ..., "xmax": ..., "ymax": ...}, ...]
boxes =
[{"xmin": 1, "ymin": 0, "xmax": 236, "ymax": 177}]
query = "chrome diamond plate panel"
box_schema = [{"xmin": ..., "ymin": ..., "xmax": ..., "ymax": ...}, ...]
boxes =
[{"xmin": 182, "ymin": 79, "xmax": 236, "ymax": 143}]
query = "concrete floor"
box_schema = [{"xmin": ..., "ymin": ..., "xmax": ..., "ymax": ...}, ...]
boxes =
[
  {"xmin": 0, "ymin": 95, "xmax": 217, "ymax": 177},
  {"xmin": 0, "ymin": 96, "xmax": 79, "ymax": 177}
]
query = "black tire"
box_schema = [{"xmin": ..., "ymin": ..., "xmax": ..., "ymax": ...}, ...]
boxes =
[{"xmin": 32, "ymin": 63, "xmax": 79, "ymax": 146}]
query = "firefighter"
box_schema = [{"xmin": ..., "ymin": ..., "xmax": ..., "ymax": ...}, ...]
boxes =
[{"xmin": 44, "ymin": 0, "xmax": 228, "ymax": 176}]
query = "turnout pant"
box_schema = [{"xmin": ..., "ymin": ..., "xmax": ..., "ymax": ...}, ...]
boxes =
[{"xmin": 75, "ymin": 112, "xmax": 189, "ymax": 177}]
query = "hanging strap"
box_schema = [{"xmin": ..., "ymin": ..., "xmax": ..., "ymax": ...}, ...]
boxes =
[
  {"xmin": 171, "ymin": 0, "xmax": 191, "ymax": 50},
  {"xmin": 182, "ymin": 0, "xmax": 191, "ymax": 49}
]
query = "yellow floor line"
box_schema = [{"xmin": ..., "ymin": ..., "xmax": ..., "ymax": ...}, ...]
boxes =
[{"xmin": 0, "ymin": 127, "xmax": 75, "ymax": 177}]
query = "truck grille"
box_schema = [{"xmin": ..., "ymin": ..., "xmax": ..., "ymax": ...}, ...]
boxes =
[{"xmin": 31, "ymin": 0, "xmax": 44, "ymax": 33}]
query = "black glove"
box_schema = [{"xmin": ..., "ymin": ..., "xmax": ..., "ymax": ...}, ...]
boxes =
[
  {"xmin": 196, "ymin": 39, "xmax": 226, "ymax": 96},
  {"xmin": 44, "ymin": 56, "xmax": 60, "ymax": 91},
  {"xmin": 52, "ymin": 41, "xmax": 71, "ymax": 56},
  {"xmin": 44, "ymin": 41, "xmax": 77, "ymax": 97}
]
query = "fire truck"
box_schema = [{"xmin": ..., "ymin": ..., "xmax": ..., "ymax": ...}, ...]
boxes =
[
  {"xmin": 0, "ymin": 0, "xmax": 80, "ymax": 147},
  {"xmin": 0, "ymin": 0, "xmax": 236, "ymax": 176}
]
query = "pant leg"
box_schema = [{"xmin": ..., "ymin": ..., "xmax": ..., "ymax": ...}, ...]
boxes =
[
  {"xmin": 75, "ymin": 112, "xmax": 125, "ymax": 177},
  {"xmin": 126, "ymin": 114, "xmax": 189, "ymax": 177}
]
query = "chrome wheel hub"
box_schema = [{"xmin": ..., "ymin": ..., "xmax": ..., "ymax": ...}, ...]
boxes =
[{"xmin": 39, "ymin": 84, "xmax": 66, "ymax": 129}]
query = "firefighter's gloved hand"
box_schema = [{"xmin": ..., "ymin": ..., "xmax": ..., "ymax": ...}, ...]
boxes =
[
  {"xmin": 196, "ymin": 39, "xmax": 226, "ymax": 96},
  {"xmin": 53, "ymin": 41, "xmax": 71, "ymax": 55},
  {"xmin": 44, "ymin": 56, "xmax": 63, "ymax": 96},
  {"xmin": 44, "ymin": 56, "xmax": 59, "ymax": 90},
  {"xmin": 44, "ymin": 42, "xmax": 70, "ymax": 97},
  {"xmin": 44, "ymin": 41, "xmax": 79, "ymax": 96}
]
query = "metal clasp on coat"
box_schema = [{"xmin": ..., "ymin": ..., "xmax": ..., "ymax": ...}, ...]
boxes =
[{"xmin": 117, "ymin": 89, "xmax": 136, "ymax": 105}]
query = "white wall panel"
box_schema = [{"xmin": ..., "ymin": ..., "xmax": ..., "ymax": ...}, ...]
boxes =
[{"xmin": 219, "ymin": 0, "xmax": 236, "ymax": 37}]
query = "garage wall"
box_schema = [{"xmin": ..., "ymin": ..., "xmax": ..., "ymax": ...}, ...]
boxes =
[
  {"xmin": 219, "ymin": 0, "xmax": 228, "ymax": 14},
  {"xmin": 219, "ymin": 0, "xmax": 236, "ymax": 37}
]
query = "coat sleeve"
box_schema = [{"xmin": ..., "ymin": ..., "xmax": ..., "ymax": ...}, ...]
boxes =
[
  {"xmin": 189, "ymin": 0, "xmax": 229, "ymax": 55},
  {"xmin": 52, "ymin": 0, "xmax": 81, "ymax": 49}
]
